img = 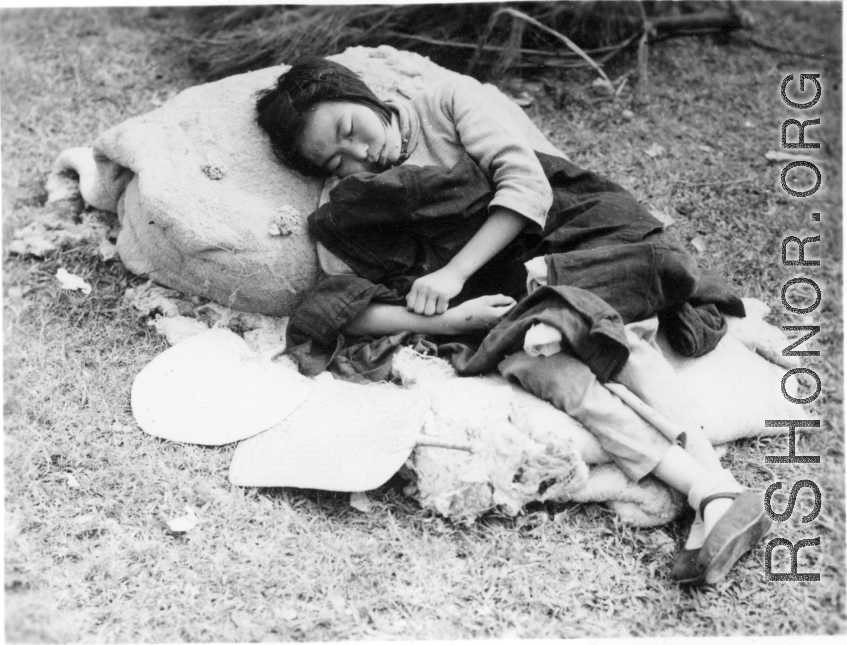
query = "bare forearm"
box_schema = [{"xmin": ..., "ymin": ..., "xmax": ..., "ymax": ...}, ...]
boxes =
[
  {"xmin": 346, "ymin": 294, "xmax": 517, "ymax": 337},
  {"xmin": 445, "ymin": 207, "xmax": 526, "ymax": 280},
  {"xmin": 345, "ymin": 304, "xmax": 462, "ymax": 336}
]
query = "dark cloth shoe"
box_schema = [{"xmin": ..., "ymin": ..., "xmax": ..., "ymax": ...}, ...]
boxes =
[
  {"xmin": 671, "ymin": 546, "xmax": 705, "ymax": 585},
  {"xmin": 696, "ymin": 490, "xmax": 772, "ymax": 585}
]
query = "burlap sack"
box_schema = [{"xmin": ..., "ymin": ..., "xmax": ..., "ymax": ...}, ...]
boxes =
[{"xmin": 75, "ymin": 46, "xmax": 563, "ymax": 315}]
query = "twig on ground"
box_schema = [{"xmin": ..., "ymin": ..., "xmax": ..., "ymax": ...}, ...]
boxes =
[
  {"xmin": 633, "ymin": 0, "xmax": 650, "ymax": 104},
  {"xmin": 396, "ymin": 33, "xmax": 557, "ymax": 58},
  {"xmin": 474, "ymin": 7, "xmax": 613, "ymax": 85},
  {"xmin": 732, "ymin": 32, "xmax": 842, "ymax": 62}
]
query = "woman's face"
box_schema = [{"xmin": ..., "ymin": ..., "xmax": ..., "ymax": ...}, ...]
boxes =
[{"xmin": 297, "ymin": 101, "xmax": 402, "ymax": 177}]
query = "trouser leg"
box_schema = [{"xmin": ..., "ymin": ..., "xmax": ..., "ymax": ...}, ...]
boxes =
[
  {"xmin": 614, "ymin": 317, "xmax": 723, "ymax": 472},
  {"xmin": 499, "ymin": 350, "xmax": 672, "ymax": 482}
]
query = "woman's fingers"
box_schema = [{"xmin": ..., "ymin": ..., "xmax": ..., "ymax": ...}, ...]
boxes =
[
  {"xmin": 410, "ymin": 291, "xmax": 434, "ymax": 315},
  {"xmin": 408, "ymin": 287, "xmax": 450, "ymax": 316},
  {"xmin": 409, "ymin": 288, "xmax": 514, "ymax": 318},
  {"xmin": 423, "ymin": 294, "xmax": 437, "ymax": 316},
  {"xmin": 412, "ymin": 292, "xmax": 427, "ymax": 314},
  {"xmin": 407, "ymin": 286, "xmax": 423, "ymax": 313}
]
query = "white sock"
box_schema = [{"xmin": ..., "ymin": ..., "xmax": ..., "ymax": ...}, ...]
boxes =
[
  {"xmin": 684, "ymin": 512, "xmax": 706, "ymax": 549},
  {"xmin": 687, "ymin": 469, "xmax": 745, "ymax": 537}
]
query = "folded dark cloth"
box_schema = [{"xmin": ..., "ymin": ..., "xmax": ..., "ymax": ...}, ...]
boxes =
[
  {"xmin": 308, "ymin": 153, "xmax": 530, "ymax": 301},
  {"xmin": 287, "ymin": 152, "xmax": 745, "ymax": 381},
  {"xmin": 658, "ymin": 268, "xmax": 747, "ymax": 357}
]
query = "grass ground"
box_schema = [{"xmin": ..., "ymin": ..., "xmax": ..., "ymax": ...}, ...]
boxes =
[{"xmin": 3, "ymin": 4, "xmax": 844, "ymax": 641}]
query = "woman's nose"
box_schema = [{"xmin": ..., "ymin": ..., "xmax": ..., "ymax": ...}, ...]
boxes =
[{"xmin": 342, "ymin": 139, "xmax": 369, "ymax": 162}]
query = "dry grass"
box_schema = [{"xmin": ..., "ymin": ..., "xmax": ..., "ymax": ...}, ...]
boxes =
[
  {"xmin": 183, "ymin": 2, "xmax": 648, "ymax": 81},
  {"xmin": 3, "ymin": 4, "xmax": 844, "ymax": 642}
]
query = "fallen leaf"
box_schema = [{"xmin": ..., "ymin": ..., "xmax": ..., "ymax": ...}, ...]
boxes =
[
  {"xmin": 9, "ymin": 213, "xmax": 103, "ymax": 257},
  {"xmin": 644, "ymin": 143, "xmax": 666, "ymax": 158},
  {"xmin": 278, "ymin": 608, "xmax": 298, "ymax": 621},
  {"xmin": 56, "ymin": 268, "xmax": 92, "ymax": 295},
  {"xmin": 591, "ymin": 78, "xmax": 614, "ymax": 96},
  {"xmin": 690, "ymin": 236, "xmax": 707, "ymax": 254},
  {"xmin": 647, "ymin": 206, "xmax": 675, "ymax": 228},
  {"xmin": 9, "ymin": 234, "xmax": 57, "ymax": 257},
  {"xmin": 123, "ymin": 281, "xmax": 189, "ymax": 317},
  {"xmin": 166, "ymin": 505, "xmax": 198, "ymax": 533},
  {"xmin": 66, "ymin": 474, "xmax": 81, "ymax": 489},
  {"xmin": 513, "ymin": 91, "xmax": 534, "ymax": 107},
  {"xmin": 675, "ymin": 201, "xmax": 696, "ymax": 216},
  {"xmin": 99, "ymin": 238, "xmax": 118, "ymax": 261},
  {"xmin": 350, "ymin": 491, "xmax": 373, "ymax": 513}
]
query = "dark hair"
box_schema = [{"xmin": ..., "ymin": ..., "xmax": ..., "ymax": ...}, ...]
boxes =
[{"xmin": 255, "ymin": 56, "xmax": 393, "ymax": 177}]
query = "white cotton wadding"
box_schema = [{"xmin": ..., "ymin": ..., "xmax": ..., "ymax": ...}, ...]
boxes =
[
  {"xmin": 524, "ymin": 255, "xmax": 548, "ymax": 294},
  {"xmin": 201, "ymin": 156, "xmax": 228, "ymax": 180},
  {"xmin": 391, "ymin": 346, "xmax": 457, "ymax": 387},
  {"xmin": 521, "ymin": 256, "xmax": 563, "ymax": 357},
  {"xmin": 523, "ymin": 323, "xmax": 563, "ymax": 357},
  {"xmin": 150, "ymin": 315, "xmax": 210, "ymax": 346},
  {"xmin": 268, "ymin": 205, "xmax": 301, "ymax": 237}
]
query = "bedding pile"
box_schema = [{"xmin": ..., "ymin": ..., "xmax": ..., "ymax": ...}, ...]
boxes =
[
  {"xmin": 40, "ymin": 46, "xmax": 806, "ymax": 526},
  {"xmin": 127, "ymin": 286, "xmax": 804, "ymax": 526}
]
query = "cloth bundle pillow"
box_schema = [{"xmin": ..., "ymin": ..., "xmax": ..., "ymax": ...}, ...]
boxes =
[{"xmin": 51, "ymin": 46, "xmax": 564, "ymax": 316}]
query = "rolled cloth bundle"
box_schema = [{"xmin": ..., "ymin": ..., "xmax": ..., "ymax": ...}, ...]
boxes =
[{"xmin": 52, "ymin": 46, "xmax": 564, "ymax": 316}]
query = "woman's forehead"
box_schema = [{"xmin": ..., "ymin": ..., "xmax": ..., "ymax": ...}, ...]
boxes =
[
  {"xmin": 298, "ymin": 103, "xmax": 346, "ymax": 161},
  {"xmin": 302, "ymin": 102, "xmax": 346, "ymax": 137}
]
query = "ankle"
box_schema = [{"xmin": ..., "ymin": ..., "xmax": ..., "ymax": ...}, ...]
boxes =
[
  {"xmin": 687, "ymin": 469, "xmax": 743, "ymax": 514},
  {"xmin": 684, "ymin": 514, "xmax": 706, "ymax": 549}
]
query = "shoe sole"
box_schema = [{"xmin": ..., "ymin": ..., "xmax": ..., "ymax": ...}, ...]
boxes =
[
  {"xmin": 676, "ymin": 572, "xmax": 705, "ymax": 585},
  {"xmin": 672, "ymin": 548, "xmax": 705, "ymax": 585},
  {"xmin": 702, "ymin": 511, "xmax": 772, "ymax": 585}
]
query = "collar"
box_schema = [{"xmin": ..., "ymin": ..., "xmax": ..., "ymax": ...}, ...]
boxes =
[{"xmin": 387, "ymin": 98, "xmax": 419, "ymax": 163}]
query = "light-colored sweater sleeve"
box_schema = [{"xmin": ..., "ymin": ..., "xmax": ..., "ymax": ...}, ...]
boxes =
[{"xmin": 427, "ymin": 77, "xmax": 553, "ymax": 229}]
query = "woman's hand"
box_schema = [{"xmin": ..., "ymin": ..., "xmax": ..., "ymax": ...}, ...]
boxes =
[
  {"xmin": 406, "ymin": 208, "xmax": 527, "ymax": 316},
  {"xmin": 445, "ymin": 294, "xmax": 517, "ymax": 333},
  {"xmin": 406, "ymin": 266, "xmax": 466, "ymax": 316}
]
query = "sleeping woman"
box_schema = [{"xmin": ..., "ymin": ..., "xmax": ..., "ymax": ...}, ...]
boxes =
[{"xmin": 255, "ymin": 56, "xmax": 771, "ymax": 586}]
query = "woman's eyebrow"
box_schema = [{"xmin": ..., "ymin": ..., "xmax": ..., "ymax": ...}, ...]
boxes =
[{"xmin": 313, "ymin": 119, "xmax": 343, "ymax": 169}]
